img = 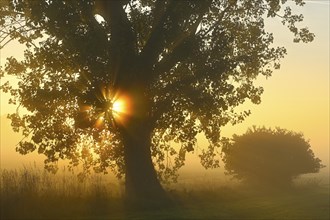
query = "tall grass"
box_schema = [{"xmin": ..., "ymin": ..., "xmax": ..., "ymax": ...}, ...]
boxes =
[
  {"xmin": 1, "ymin": 165, "xmax": 329, "ymax": 220},
  {"xmin": 0, "ymin": 165, "xmax": 124, "ymax": 219}
]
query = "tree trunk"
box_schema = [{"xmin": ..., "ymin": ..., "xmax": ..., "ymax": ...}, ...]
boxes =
[{"xmin": 121, "ymin": 118, "xmax": 171, "ymax": 209}]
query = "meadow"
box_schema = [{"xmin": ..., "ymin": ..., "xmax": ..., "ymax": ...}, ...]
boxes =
[{"xmin": 1, "ymin": 166, "xmax": 329, "ymax": 220}]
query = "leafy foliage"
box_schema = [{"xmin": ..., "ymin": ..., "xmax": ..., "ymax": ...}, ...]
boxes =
[
  {"xmin": 222, "ymin": 127, "xmax": 324, "ymax": 186},
  {"xmin": 0, "ymin": 0, "xmax": 314, "ymax": 181}
]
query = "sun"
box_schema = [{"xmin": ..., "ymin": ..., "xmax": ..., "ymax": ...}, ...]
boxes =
[
  {"xmin": 112, "ymin": 99, "xmax": 125, "ymax": 115},
  {"xmin": 78, "ymin": 86, "xmax": 131, "ymax": 130},
  {"xmin": 101, "ymin": 88, "xmax": 131, "ymax": 125},
  {"xmin": 104, "ymin": 96, "xmax": 129, "ymax": 123}
]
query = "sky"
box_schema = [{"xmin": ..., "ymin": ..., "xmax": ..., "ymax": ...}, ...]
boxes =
[{"xmin": 0, "ymin": 1, "xmax": 329, "ymax": 179}]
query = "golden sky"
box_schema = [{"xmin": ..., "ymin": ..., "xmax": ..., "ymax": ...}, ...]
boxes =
[{"xmin": 0, "ymin": 2, "xmax": 329, "ymax": 173}]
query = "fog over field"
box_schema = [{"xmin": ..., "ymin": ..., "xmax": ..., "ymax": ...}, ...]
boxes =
[
  {"xmin": 1, "ymin": 114, "xmax": 329, "ymax": 187},
  {"xmin": 0, "ymin": 0, "xmax": 329, "ymax": 219}
]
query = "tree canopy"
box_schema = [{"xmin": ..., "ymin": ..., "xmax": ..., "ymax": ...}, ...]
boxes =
[
  {"xmin": 0, "ymin": 0, "xmax": 314, "ymax": 182},
  {"xmin": 222, "ymin": 127, "xmax": 324, "ymax": 186}
]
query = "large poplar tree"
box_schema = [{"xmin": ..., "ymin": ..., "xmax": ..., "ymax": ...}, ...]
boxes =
[{"xmin": 0, "ymin": 0, "xmax": 313, "ymax": 203}]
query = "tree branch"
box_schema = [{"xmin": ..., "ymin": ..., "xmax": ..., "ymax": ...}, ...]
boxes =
[
  {"xmin": 199, "ymin": 1, "xmax": 235, "ymax": 38},
  {"xmin": 94, "ymin": 0, "xmax": 137, "ymax": 87},
  {"xmin": 153, "ymin": 2, "xmax": 210, "ymax": 77},
  {"xmin": 154, "ymin": 12, "xmax": 205, "ymax": 76},
  {"xmin": 140, "ymin": 0, "xmax": 178, "ymax": 70}
]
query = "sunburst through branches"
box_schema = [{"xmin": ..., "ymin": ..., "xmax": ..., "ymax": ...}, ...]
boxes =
[{"xmin": 77, "ymin": 85, "xmax": 131, "ymax": 130}]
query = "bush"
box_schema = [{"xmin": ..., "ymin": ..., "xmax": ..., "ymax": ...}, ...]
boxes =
[{"xmin": 222, "ymin": 127, "xmax": 324, "ymax": 187}]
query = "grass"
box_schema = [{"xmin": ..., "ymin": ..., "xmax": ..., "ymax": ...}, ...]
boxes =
[
  {"xmin": 1, "ymin": 166, "xmax": 329, "ymax": 220},
  {"xmin": 178, "ymin": 185, "xmax": 329, "ymax": 219},
  {"xmin": 0, "ymin": 166, "xmax": 125, "ymax": 219}
]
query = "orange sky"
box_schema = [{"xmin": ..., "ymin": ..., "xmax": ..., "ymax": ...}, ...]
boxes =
[{"xmin": 1, "ymin": 2, "xmax": 329, "ymax": 175}]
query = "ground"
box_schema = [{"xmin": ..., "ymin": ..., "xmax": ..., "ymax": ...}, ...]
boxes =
[{"xmin": 1, "ymin": 167, "xmax": 329, "ymax": 220}]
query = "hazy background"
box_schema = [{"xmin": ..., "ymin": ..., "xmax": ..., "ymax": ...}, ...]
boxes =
[{"xmin": 0, "ymin": 1, "xmax": 329, "ymax": 183}]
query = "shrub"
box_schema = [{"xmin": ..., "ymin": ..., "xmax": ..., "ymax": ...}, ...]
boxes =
[{"xmin": 222, "ymin": 127, "xmax": 324, "ymax": 187}]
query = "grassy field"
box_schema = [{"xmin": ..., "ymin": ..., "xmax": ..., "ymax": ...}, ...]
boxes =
[{"xmin": 1, "ymin": 166, "xmax": 329, "ymax": 220}]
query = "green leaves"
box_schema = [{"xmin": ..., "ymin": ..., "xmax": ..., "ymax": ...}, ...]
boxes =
[
  {"xmin": 1, "ymin": 0, "xmax": 314, "ymax": 182},
  {"xmin": 17, "ymin": 141, "xmax": 36, "ymax": 155},
  {"xmin": 222, "ymin": 127, "xmax": 324, "ymax": 186}
]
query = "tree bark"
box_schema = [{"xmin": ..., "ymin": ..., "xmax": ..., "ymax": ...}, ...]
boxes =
[
  {"xmin": 94, "ymin": 0, "xmax": 171, "ymax": 206},
  {"xmin": 121, "ymin": 117, "xmax": 172, "ymax": 208}
]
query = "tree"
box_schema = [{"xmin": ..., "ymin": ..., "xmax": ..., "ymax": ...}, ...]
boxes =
[
  {"xmin": 0, "ymin": 0, "xmax": 314, "ymax": 204},
  {"xmin": 222, "ymin": 127, "xmax": 324, "ymax": 187}
]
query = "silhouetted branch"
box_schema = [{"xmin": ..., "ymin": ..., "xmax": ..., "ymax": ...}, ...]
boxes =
[
  {"xmin": 153, "ymin": 2, "xmax": 210, "ymax": 77},
  {"xmin": 140, "ymin": 0, "xmax": 178, "ymax": 70},
  {"xmin": 199, "ymin": 1, "xmax": 235, "ymax": 38}
]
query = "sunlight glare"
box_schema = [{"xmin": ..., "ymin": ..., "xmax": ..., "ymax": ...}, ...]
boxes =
[
  {"xmin": 111, "ymin": 96, "xmax": 131, "ymax": 123},
  {"xmin": 112, "ymin": 99, "xmax": 125, "ymax": 114},
  {"xmin": 96, "ymin": 86, "xmax": 132, "ymax": 127},
  {"xmin": 94, "ymin": 14, "xmax": 105, "ymax": 24},
  {"xmin": 94, "ymin": 114, "xmax": 105, "ymax": 129}
]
